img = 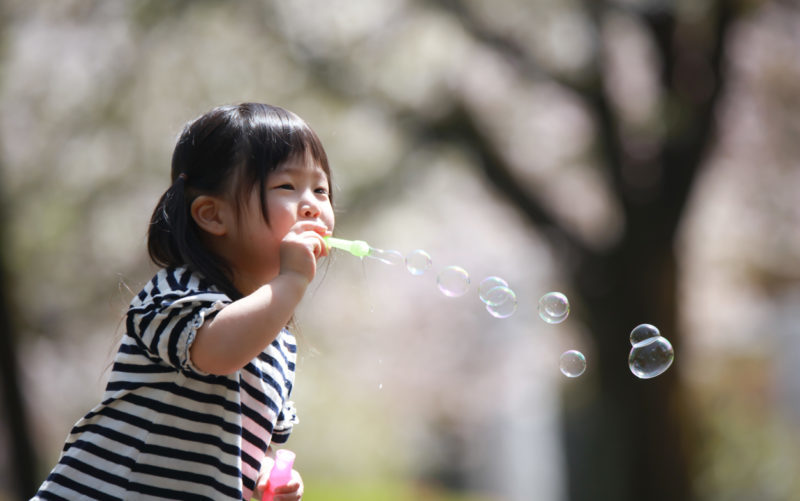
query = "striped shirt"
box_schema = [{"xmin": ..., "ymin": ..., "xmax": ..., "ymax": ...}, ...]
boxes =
[{"xmin": 33, "ymin": 267, "xmax": 299, "ymax": 501}]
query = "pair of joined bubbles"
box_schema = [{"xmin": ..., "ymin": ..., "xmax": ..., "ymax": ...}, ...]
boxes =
[
  {"xmin": 371, "ymin": 248, "xmax": 673, "ymax": 380},
  {"xmin": 379, "ymin": 248, "xmax": 569, "ymax": 322},
  {"xmin": 559, "ymin": 324, "xmax": 675, "ymax": 379}
]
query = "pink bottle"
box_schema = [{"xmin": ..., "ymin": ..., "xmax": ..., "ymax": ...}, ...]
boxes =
[{"xmin": 262, "ymin": 449, "xmax": 296, "ymax": 501}]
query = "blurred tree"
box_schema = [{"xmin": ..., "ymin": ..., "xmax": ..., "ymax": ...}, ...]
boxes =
[
  {"xmin": 405, "ymin": 1, "xmax": 742, "ymax": 500},
  {"xmin": 274, "ymin": 0, "xmax": 753, "ymax": 499}
]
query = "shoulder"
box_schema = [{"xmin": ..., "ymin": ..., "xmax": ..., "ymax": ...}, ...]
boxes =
[
  {"xmin": 124, "ymin": 267, "xmax": 232, "ymax": 373},
  {"xmin": 131, "ymin": 266, "xmax": 227, "ymax": 309}
]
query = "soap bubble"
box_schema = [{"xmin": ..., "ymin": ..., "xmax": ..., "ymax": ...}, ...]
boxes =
[
  {"xmin": 483, "ymin": 284, "xmax": 516, "ymax": 313},
  {"xmin": 628, "ymin": 324, "xmax": 674, "ymax": 379},
  {"xmin": 560, "ymin": 350, "xmax": 586, "ymax": 378},
  {"xmin": 405, "ymin": 249, "xmax": 432, "ymax": 276},
  {"xmin": 630, "ymin": 323, "xmax": 660, "ymax": 345},
  {"xmin": 367, "ymin": 248, "xmax": 404, "ymax": 266},
  {"xmin": 485, "ymin": 286, "xmax": 517, "ymax": 318},
  {"xmin": 538, "ymin": 292, "xmax": 570, "ymax": 324},
  {"xmin": 479, "ymin": 276, "xmax": 508, "ymax": 304},
  {"xmin": 437, "ymin": 266, "xmax": 470, "ymax": 297}
]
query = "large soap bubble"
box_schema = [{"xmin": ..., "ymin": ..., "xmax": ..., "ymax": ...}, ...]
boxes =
[{"xmin": 628, "ymin": 324, "xmax": 674, "ymax": 379}]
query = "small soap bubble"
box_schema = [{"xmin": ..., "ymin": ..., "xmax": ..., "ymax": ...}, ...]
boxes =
[
  {"xmin": 437, "ymin": 266, "xmax": 471, "ymax": 297},
  {"xmin": 479, "ymin": 276, "xmax": 509, "ymax": 305},
  {"xmin": 629, "ymin": 335, "xmax": 674, "ymax": 379},
  {"xmin": 485, "ymin": 286, "xmax": 517, "ymax": 319},
  {"xmin": 630, "ymin": 323, "xmax": 660, "ymax": 345},
  {"xmin": 538, "ymin": 292, "xmax": 570, "ymax": 324},
  {"xmin": 367, "ymin": 248, "xmax": 404, "ymax": 266},
  {"xmin": 560, "ymin": 350, "xmax": 586, "ymax": 378},
  {"xmin": 405, "ymin": 249, "xmax": 433, "ymax": 276}
]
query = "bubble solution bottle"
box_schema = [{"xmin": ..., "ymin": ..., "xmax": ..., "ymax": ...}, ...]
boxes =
[{"xmin": 262, "ymin": 449, "xmax": 296, "ymax": 501}]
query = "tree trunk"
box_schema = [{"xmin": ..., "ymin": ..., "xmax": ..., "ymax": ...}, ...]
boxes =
[
  {"xmin": 564, "ymin": 226, "xmax": 693, "ymax": 501},
  {"xmin": 0, "ymin": 253, "xmax": 39, "ymax": 498}
]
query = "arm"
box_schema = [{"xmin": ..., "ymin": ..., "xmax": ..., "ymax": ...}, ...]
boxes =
[
  {"xmin": 189, "ymin": 274, "xmax": 306, "ymax": 375},
  {"xmin": 189, "ymin": 222, "xmax": 327, "ymax": 375}
]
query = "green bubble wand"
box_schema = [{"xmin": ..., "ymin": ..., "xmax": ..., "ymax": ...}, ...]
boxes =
[
  {"xmin": 324, "ymin": 236, "xmax": 403, "ymax": 265},
  {"xmin": 324, "ymin": 236, "xmax": 370, "ymax": 257}
]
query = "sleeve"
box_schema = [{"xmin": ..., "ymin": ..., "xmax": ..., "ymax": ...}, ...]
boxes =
[
  {"xmin": 271, "ymin": 400, "xmax": 300, "ymax": 444},
  {"xmin": 127, "ymin": 290, "xmax": 231, "ymax": 375}
]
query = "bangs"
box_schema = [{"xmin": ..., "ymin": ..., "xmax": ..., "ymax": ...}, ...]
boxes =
[{"xmin": 228, "ymin": 104, "xmax": 333, "ymax": 221}]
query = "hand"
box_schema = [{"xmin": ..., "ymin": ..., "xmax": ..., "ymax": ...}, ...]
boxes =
[
  {"xmin": 279, "ymin": 221, "xmax": 329, "ymax": 284},
  {"xmin": 254, "ymin": 455, "xmax": 304, "ymax": 501}
]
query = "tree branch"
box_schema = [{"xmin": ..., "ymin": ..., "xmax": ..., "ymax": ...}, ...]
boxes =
[
  {"xmin": 640, "ymin": 0, "xmax": 736, "ymax": 232},
  {"xmin": 413, "ymin": 102, "xmax": 595, "ymax": 260}
]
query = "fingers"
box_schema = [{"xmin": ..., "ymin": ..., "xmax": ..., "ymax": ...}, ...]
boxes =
[
  {"xmin": 284, "ymin": 222, "xmax": 330, "ymax": 259},
  {"xmin": 272, "ymin": 481, "xmax": 302, "ymax": 501},
  {"xmin": 279, "ymin": 221, "xmax": 332, "ymax": 283},
  {"xmin": 291, "ymin": 219, "xmax": 329, "ymax": 234},
  {"xmin": 272, "ymin": 468, "xmax": 303, "ymax": 500},
  {"xmin": 289, "ymin": 220, "xmax": 329, "ymax": 240}
]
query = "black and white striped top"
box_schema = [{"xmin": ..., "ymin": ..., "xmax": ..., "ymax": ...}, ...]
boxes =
[{"xmin": 33, "ymin": 267, "xmax": 299, "ymax": 501}]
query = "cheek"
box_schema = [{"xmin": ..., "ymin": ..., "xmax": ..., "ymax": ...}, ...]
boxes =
[
  {"xmin": 323, "ymin": 204, "xmax": 335, "ymax": 230},
  {"xmin": 265, "ymin": 200, "xmax": 293, "ymax": 227}
]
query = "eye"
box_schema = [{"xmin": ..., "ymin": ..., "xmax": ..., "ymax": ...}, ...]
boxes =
[
  {"xmin": 274, "ymin": 183, "xmax": 294, "ymax": 190},
  {"xmin": 315, "ymin": 187, "xmax": 329, "ymax": 196}
]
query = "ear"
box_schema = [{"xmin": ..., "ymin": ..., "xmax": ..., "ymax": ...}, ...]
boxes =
[{"xmin": 190, "ymin": 195, "xmax": 230, "ymax": 236}]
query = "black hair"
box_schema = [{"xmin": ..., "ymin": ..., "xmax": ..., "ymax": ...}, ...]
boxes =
[{"xmin": 147, "ymin": 103, "xmax": 332, "ymax": 299}]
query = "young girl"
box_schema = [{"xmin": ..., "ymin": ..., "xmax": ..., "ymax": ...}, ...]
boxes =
[{"xmin": 33, "ymin": 102, "xmax": 334, "ymax": 500}]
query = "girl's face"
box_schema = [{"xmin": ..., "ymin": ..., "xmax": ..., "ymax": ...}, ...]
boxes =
[{"xmin": 227, "ymin": 154, "xmax": 334, "ymax": 294}]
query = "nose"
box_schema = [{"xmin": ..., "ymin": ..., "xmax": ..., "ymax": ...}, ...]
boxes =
[{"xmin": 299, "ymin": 196, "xmax": 320, "ymax": 219}]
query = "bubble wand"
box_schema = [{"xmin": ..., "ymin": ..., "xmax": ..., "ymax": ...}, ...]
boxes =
[
  {"xmin": 324, "ymin": 236, "xmax": 404, "ymax": 265},
  {"xmin": 324, "ymin": 236, "xmax": 370, "ymax": 257}
]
